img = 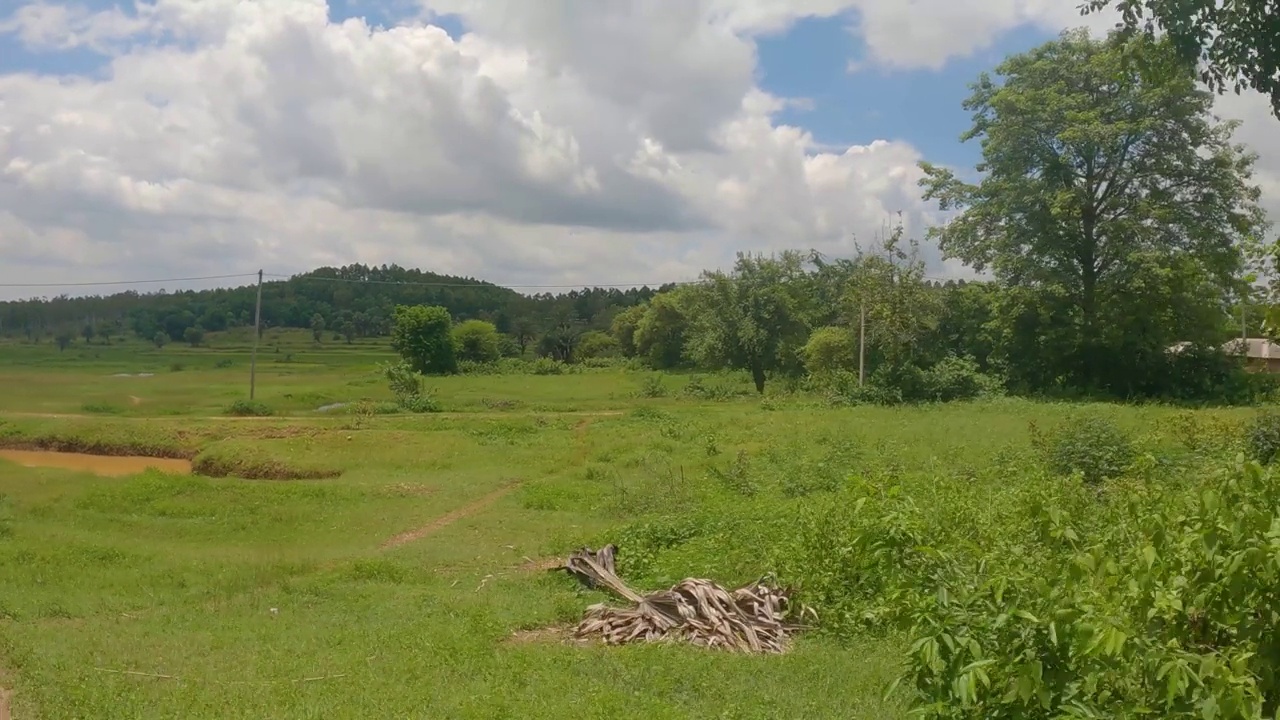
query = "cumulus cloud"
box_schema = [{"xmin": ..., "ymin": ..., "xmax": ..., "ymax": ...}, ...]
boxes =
[{"xmin": 0, "ymin": 0, "xmax": 1275, "ymax": 301}]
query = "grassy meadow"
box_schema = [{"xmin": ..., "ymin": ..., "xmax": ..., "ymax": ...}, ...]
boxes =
[{"xmin": 0, "ymin": 330, "xmax": 1268, "ymax": 718}]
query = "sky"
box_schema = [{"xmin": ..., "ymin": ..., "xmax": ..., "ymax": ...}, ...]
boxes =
[{"xmin": 0, "ymin": 0, "xmax": 1277, "ymax": 301}]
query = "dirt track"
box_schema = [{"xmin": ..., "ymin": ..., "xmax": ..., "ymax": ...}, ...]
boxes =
[{"xmin": 379, "ymin": 480, "xmax": 523, "ymax": 550}]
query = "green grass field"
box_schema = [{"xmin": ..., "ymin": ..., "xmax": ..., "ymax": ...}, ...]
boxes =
[{"xmin": 0, "ymin": 331, "xmax": 1260, "ymax": 718}]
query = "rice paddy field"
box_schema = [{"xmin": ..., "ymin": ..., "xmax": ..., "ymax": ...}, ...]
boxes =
[{"xmin": 0, "ymin": 330, "xmax": 1263, "ymax": 718}]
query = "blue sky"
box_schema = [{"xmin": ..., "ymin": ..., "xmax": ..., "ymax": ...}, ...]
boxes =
[{"xmin": 0, "ymin": 1, "xmax": 1060, "ymax": 171}]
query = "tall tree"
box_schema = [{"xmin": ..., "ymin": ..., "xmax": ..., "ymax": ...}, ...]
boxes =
[
  {"xmin": 684, "ymin": 251, "xmax": 813, "ymax": 393},
  {"xmin": 844, "ymin": 224, "xmax": 942, "ymax": 371},
  {"xmin": 920, "ymin": 29, "xmax": 1267, "ymax": 393},
  {"xmin": 1082, "ymin": 0, "xmax": 1280, "ymax": 116},
  {"xmin": 390, "ymin": 305, "xmax": 457, "ymax": 375}
]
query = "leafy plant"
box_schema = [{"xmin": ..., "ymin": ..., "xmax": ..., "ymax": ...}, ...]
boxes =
[
  {"xmin": 1033, "ymin": 414, "xmax": 1135, "ymax": 485},
  {"xmin": 1244, "ymin": 410, "xmax": 1280, "ymax": 465}
]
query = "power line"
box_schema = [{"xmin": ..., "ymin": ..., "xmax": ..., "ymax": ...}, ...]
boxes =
[
  {"xmin": 265, "ymin": 273, "xmax": 698, "ymax": 290},
  {"xmin": 0, "ymin": 272, "xmax": 258, "ymax": 289}
]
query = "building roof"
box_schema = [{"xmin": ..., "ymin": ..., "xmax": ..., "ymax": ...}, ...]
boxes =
[
  {"xmin": 1166, "ymin": 338, "xmax": 1280, "ymax": 359},
  {"xmin": 1222, "ymin": 337, "xmax": 1280, "ymax": 359}
]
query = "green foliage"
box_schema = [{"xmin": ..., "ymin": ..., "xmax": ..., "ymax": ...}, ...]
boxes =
[
  {"xmin": 634, "ymin": 292, "xmax": 689, "ymax": 369},
  {"xmin": 684, "ymin": 252, "xmax": 813, "ymax": 393},
  {"xmin": 224, "ymin": 400, "xmax": 273, "ymax": 417},
  {"xmin": 924, "ymin": 355, "xmax": 1004, "ymax": 402},
  {"xmin": 1243, "ymin": 411, "xmax": 1280, "ymax": 465},
  {"xmin": 152, "ymin": 331, "xmax": 168, "ymax": 349},
  {"xmin": 803, "ymin": 326, "xmax": 858, "ymax": 375},
  {"xmin": 390, "ymin": 305, "xmax": 457, "ymax": 375},
  {"xmin": 1032, "ymin": 414, "xmax": 1136, "ymax": 485},
  {"xmin": 902, "ymin": 459, "xmax": 1280, "ymax": 718},
  {"xmin": 1085, "ymin": 0, "xmax": 1280, "ymax": 116},
  {"xmin": 610, "ymin": 304, "xmax": 648, "ymax": 357},
  {"xmin": 575, "ymin": 330, "xmax": 620, "ymax": 361},
  {"xmin": 378, "ymin": 361, "xmax": 441, "ymax": 413},
  {"xmin": 451, "ymin": 319, "xmax": 501, "ymax": 363},
  {"xmin": 921, "ymin": 29, "xmax": 1266, "ymax": 397},
  {"xmin": 183, "ymin": 326, "xmax": 204, "ymax": 347},
  {"xmin": 635, "ymin": 374, "xmax": 667, "ymax": 398}
]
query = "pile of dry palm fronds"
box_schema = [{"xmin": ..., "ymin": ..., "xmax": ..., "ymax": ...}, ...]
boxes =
[{"xmin": 555, "ymin": 545, "xmax": 810, "ymax": 653}]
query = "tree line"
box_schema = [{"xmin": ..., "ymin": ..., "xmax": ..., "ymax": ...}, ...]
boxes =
[{"xmin": 5, "ymin": 29, "xmax": 1278, "ymax": 403}]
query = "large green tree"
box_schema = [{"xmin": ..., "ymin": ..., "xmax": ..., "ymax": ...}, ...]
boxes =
[
  {"xmin": 390, "ymin": 305, "xmax": 457, "ymax": 375},
  {"xmin": 1082, "ymin": 0, "xmax": 1280, "ymax": 116},
  {"xmin": 634, "ymin": 291, "xmax": 690, "ymax": 369},
  {"xmin": 920, "ymin": 29, "xmax": 1266, "ymax": 393},
  {"xmin": 684, "ymin": 251, "xmax": 813, "ymax": 393}
]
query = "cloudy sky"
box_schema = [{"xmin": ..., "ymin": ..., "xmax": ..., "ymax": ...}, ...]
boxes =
[{"xmin": 0, "ymin": 0, "xmax": 1276, "ymax": 301}]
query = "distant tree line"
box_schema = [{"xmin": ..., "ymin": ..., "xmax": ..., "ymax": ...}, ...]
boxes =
[{"xmin": 5, "ymin": 30, "xmax": 1278, "ymax": 404}]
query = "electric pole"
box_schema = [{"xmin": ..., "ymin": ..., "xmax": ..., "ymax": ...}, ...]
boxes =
[{"xmin": 249, "ymin": 269, "xmax": 263, "ymax": 399}]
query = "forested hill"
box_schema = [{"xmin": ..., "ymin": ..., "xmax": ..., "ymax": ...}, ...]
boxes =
[{"xmin": 0, "ymin": 263, "xmax": 669, "ymax": 343}]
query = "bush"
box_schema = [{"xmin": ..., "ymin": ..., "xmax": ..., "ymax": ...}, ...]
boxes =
[
  {"xmin": 1033, "ymin": 413, "xmax": 1135, "ymax": 484},
  {"xmin": 379, "ymin": 360, "xmax": 441, "ymax": 412},
  {"xmin": 636, "ymin": 374, "xmax": 666, "ymax": 398},
  {"xmin": 923, "ymin": 355, "xmax": 1003, "ymax": 401},
  {"xmin": 529, "ymin": 357, "xmax": 568, "ymax": 375},
  {"xmin": 802, "ymin": 326, "xmax": 858, "ymax": 375},
  {"xmin": 576, "ymin": 330, "xmax": 620, "ymax": 361},
  {"xmin": 452, "ymin": 319, "xmax": 502, "ymax": 363},
  {"xmin": 225, "ymin": 400, "xmax": 273, "ymax": 417},
  {"xmin": 1244, "ymin": 410, "xmax": 1280, "ymax": 464}
]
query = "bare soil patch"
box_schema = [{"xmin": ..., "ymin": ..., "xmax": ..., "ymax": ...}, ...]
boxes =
[
  {"xmin": 503, "ymin": 626, "xmax": 589, "ymax": 646},
  {"xmin": 517, "ymin": 556, "xmax": 563, "ymax": 572},
  {"xmin": 0, "ymin": 449, "xmax": 191, "ymax": 477},
  {"xmin": 380, "ymin": 480, "xmax": 521, "ymax": 550}
]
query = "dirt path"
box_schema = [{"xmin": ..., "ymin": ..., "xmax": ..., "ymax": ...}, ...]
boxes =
[
  {"xmin": 379, "ymin": 480, "xmax": 522, "ymax": 550},
  {"xmin": 1, "ymin": 682, "xmax": 11, "ymax": 720}
]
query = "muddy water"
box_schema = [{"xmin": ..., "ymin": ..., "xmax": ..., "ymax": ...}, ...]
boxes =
[{"xmin": 0, "ymin": 449, "xmax": 191, "ymax": 477}]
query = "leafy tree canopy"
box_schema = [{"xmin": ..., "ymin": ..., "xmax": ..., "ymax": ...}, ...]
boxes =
[
  {"xmin": 1082, "ymin": 0, "xmax": 1280, "ymax": 116},
  {"xmin": 920, "ymin": 28, "xmax": 1267, "ymax": 391}
]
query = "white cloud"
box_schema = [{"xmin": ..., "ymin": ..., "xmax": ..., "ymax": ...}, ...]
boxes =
[{"xmin": 0, "ymin": 0, "xmax": 1275, "ymax": 302}]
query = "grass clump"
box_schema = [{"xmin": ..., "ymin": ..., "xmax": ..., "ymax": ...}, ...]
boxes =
[{"xmin": 225, "ymin": 399, "xmax": 274, "ymax": 417}]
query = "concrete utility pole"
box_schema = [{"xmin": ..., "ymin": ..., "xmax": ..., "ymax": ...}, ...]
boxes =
[{"xmin": 249, "ymin": 269, "xmax": 263, "ymax": 399}]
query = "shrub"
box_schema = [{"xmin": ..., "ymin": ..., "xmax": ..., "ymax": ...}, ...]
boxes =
[
  {"xmin": 398, "ymin": 393, "xmax": 441, "ymax": 413},
  {"xmin": 802, "ymin": 326, "xmax": 858, "ymax": 375},
  {"xmin": 529, "ymin": 357, "xmax": 567, "ymax": 375},
  {"xmin": 376, "ymin": 360, "xmax": 441, "ymax": 412},
  {"xmin": 452, "ymin": 319, "xmax": 501, "ymax": 363},
  {"xmin": 575, "ymin": 330, "xmax": 620, "ymax": 361},
  {"xmin": 636, "ymin": 374, "xmax": 666, "ymax": 398},
  {"xmin": 225, "ymin": 400, "xmax": 273, "ymax": 417},
  {"xmin": 1244, "ymin": 410, "xmax": 1280, "ymax": 464},
  {"xmin": 923, "ymin": 355, "xmax": 1002, "ymax": 401},
  {"xmin": 1033, "ymin": 413, "xmax": 1135, "ymax": 484}
]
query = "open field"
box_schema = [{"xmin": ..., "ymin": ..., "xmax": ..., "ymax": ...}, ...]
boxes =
[{"xmin": 0, "ymin": 332, "xmax": 1268, "ymax": 718}]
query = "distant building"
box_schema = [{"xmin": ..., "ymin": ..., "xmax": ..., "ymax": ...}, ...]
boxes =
[
  {"xmin": 1223, "ymin": 338, "xmax": 1280, "ymax": 373},
  {"xmin": 1168, "ymin": 337, "xmax": 1280, "ymax": 373}
]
